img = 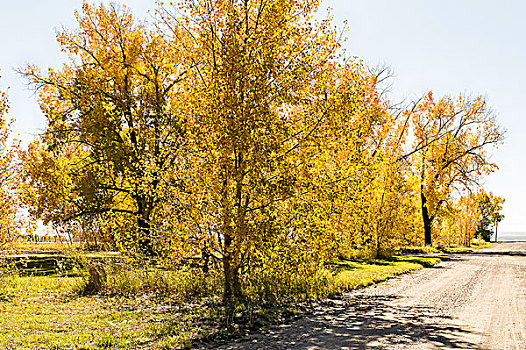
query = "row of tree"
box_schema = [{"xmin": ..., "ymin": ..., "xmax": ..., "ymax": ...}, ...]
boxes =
[{"xmin": 0, "ymin": 0, "xmax": 504, "ymax": 301}]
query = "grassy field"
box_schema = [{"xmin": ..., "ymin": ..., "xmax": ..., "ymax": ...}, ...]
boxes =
[{"xmin": 0, "ymin": 253, "xmax": 443, "ymax": 349}]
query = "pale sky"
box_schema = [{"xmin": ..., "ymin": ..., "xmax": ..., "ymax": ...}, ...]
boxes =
[{"xmin": 0, "ymin": 1, "xmax": 524, "ymax": 237}]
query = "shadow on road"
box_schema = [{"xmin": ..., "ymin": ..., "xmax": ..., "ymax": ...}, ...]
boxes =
[{"xmin": 217, "ymin": 295, "xmax": 479, "ymax": 349}]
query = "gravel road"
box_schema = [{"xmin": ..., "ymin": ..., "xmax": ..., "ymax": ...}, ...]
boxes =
[{"xmin": 215, "ymin": 242, "xmax": 526, "ymax": 350}]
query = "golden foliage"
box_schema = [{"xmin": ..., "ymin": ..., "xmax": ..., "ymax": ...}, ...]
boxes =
[{"xmin": 0, "ymin": 79, "xmax": 26, "ymax": 248}]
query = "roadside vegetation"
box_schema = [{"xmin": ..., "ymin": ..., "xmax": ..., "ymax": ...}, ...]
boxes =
[
  {"xmin": 0, "ymin": 248, "xmax": 443, "ymax": 349},
  {"xmin": 400, "ymin": 240, "xmax": 496, "ymax": 255},
  {"xmin": 0, "ymin": 0, "xmax": 507, "ymax": 348}
]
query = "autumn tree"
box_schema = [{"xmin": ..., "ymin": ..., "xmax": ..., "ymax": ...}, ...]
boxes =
[
  {"xmin": 0, "ymin": 77, "xmax": 24, "ymax": 247},
  {"xmin": 23, "ymin": 3, "xmax": 189, "ymax": 254},
  {"xmin": 157, "ymin": 0, "xmax": 404, "ymax": 300},
  {"xmin": 22, "ymin": 141, "xmax": 115, "ymax": 248},
  {"xmin": 434, "ymin": 193, "xmax": 481, "ymax": 247},
  {"xmin": 313, "ymin": 68, "xmax": 418, "ymax": 258},
  {"xmin": 403, "ymin": 93, "xmax": 504, "ymax": 245},
  {"xmin": 170, "ymin": 0, "xmax": 338, "ymax": 300},
  {"xmin": 475, "ymin": 190, "xmax": 504, "ymax": 242}
]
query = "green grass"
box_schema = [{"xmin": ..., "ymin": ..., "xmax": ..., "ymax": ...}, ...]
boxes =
[
  {"xmin": 439, "ymin": 241, "xmax": 496, "ymax": 253},
  {"xmin": 400, "ymin": 241, "xmax": 496, "ymax": 255},
  {"xmin": 329, "ymin": 256, "xmax": 441, "ymax": 292}
]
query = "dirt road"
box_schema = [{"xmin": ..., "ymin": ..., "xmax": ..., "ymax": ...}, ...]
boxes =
[{"xmin": 216, "ymin": 242, "xmax": 526, "ymax": 349}]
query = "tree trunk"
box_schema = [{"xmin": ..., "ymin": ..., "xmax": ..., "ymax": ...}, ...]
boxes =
[
  {"xmin": 137, "ymin": 215, "xmax": 154, "ymax": 256},
  {"xmin": 222, "ymin": 230, "xmax": 242, "ymax": 303},
  {"xmin": 136, "ymin": 199, "xmax": 154, "ymax": 255},
  {"xmin": 494, "ymin": 220, "xmax": 498, "ymax": 242},
  {"xmin": 202, "ymin": 239, "xmax": 210, "ymax": 274},
  {"xmin": 221, "ymin": 157, "xmax": 245, "ymax": 304},
  {"xmin": 421, "ymin": 186, "xmax": 432, "ymax": 246}
]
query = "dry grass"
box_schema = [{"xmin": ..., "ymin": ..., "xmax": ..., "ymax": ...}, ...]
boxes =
[{"xmin": 10, "ymin": 241, "xmax": 82, "ymax": 252}]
